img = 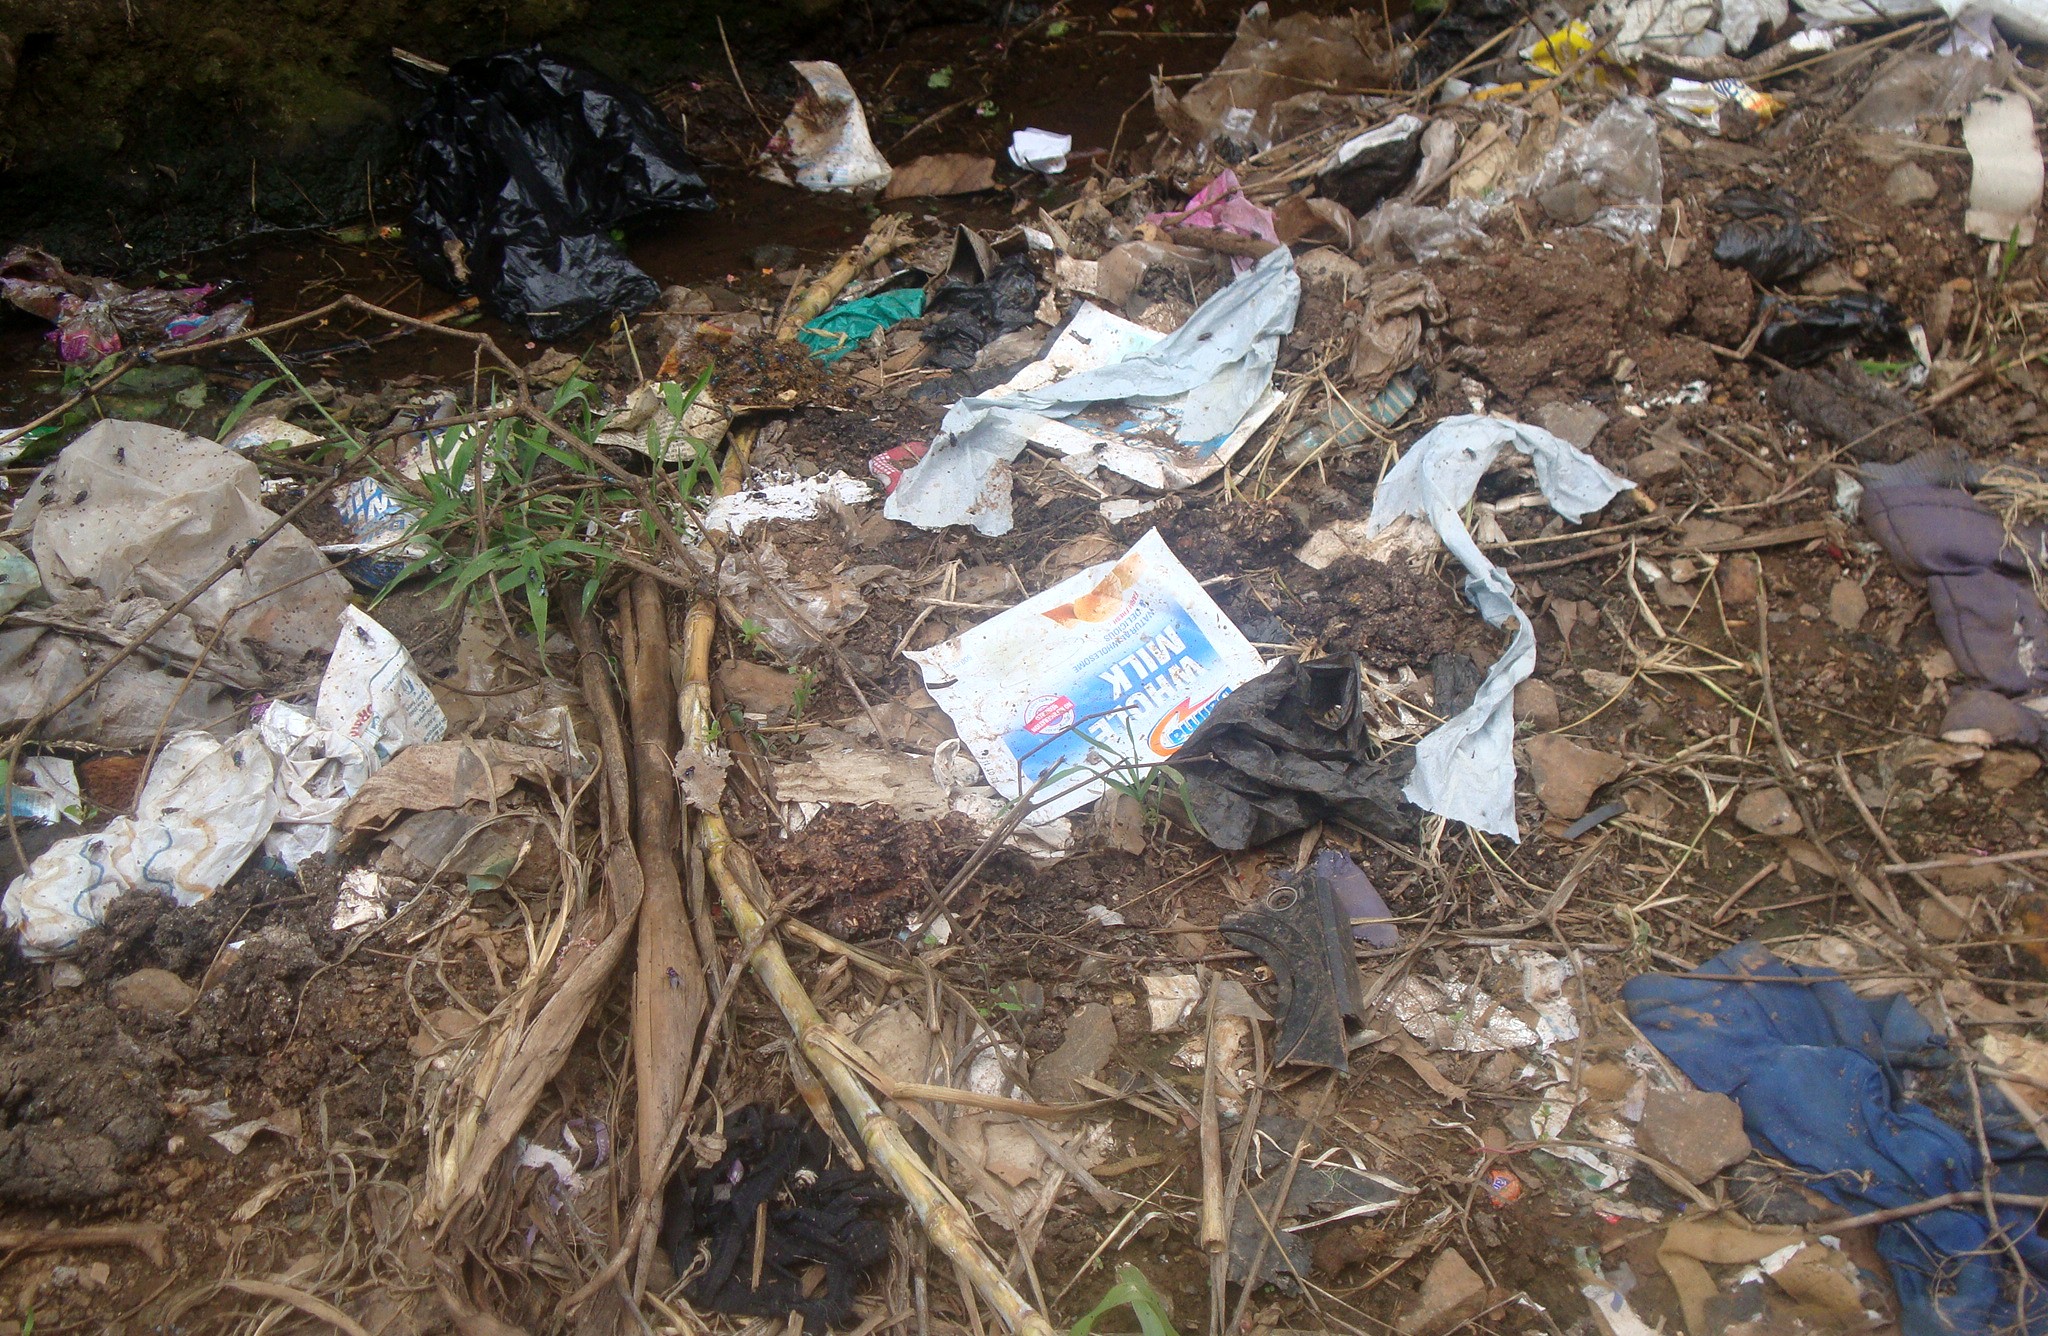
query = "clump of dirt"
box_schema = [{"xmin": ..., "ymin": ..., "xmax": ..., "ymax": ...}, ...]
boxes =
[
  {"xmin": 1301, "ymin": 554, "xmax": 1474, "ymax": 671},
  {"xmin": 1437, "ymin": 239, "xmax": 1636, "ymax": 397},
  {"xmin": 758, "ymin": 808, "xmax": 981, "ymax": 939},
  {"xmin": 1158, "ymin": 496, "xmax": 1304, "ymax": 573},
  {"xmin": 0, "ymin": 1002, "xmax": 171, "ymax": 1205}
]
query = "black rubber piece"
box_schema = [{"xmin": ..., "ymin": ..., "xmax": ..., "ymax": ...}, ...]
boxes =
[{"xmin": 1220, "ymin": 872, "xmax": 1363, "ymax": 1072}]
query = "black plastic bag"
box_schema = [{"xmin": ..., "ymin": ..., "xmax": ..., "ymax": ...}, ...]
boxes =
[
  {"xmin": 920, "ymin": 256, "xmax": 1040, "ymax": 369},
  {"xmin": 661, "ymin": 1104, "xmax": 893, "ymax": 1333},
  {"xmin": 1316, "ymin": 115, "xmax": 1423, "ymax": 215},
  {"xmin": 1757, "ymin": 292, "xmax": 1905, "ymax": 367},
  {"xmin": 1711, "ymin": 188, "xmax": 1833, "ymax": 287},
  {"xmin": 1174, "ymin": 656, "xmax": 1419, "ymax": 850},
  {"xmin": 402, "ymin": 47, "xmax": 716, "ymax": 340}
]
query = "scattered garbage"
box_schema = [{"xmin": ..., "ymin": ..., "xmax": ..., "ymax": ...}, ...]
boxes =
[
  {"xmin": 0, "ymin": 248, "xmax": 249, "ymax": 363},
  {"xmin": 1176, "ymin": 655, "xmax": 1417, "ymax": 849},
  {"xmin": 3, "ymin": 606, "xmax": 443, "ymax": 955},
  {"xmin": 1711, "ymin": 188, "xmax": 1833, "ymax": 286},
  {"xmin": 1362, "ymin": 417, "xmax": 1632, "ymax": 839},
  {"xmin": 1316, "ymin": 116, "xmax": 1425, "ymax": 215},
  {"xmin": 1657, "ymin": 78, "xmax": 1784, "ymax": 136},
  {"xmin": 1007, "ymin": 128, "xmax": 1072, "ymax": 174},
  {"xmin": 920, "ymin": 256, "xmax": 1039, "ymax": 370},
  {"xmin": 402, "ymin": 47, "xmax": 716, "ymax": 338},
  {"xmin": 660, "ymin": 1104, "xmax": 893, "ymax": 1332},
  {"xmin": 1964, "ymin": 89, "xmax": 2043, "ymax": 245},
  {"xmin": 1143, "ymin": 170, "xmax": 1280, "ymax": 270},
  {"xmin": 908, "ymin": 529, "xmax": 1266, "ymax": 822},
  {"xmin": 1526, "ymin": 96, "xmax": 1664, "ymax": 243},
  {"xmin": 1152, "ymin": 3, "xmax": 1389, "ymax": 161},
  {"xmin": 16, "ymin": 419, "xmax": 353, "ymax": 681},
  {"xmin": 1221, "ymin": 869, "xmax": 1365, "ymax": 1070},
  {"xmin": 798, "ymin": 288, "xmax": 927, "ymax": 363},
  {"xmin": 1756, "ymin": 292, "xmax": 1906, "ymax": 365},
  {"xmin": 767, "ymin": 62, "xmax": 893, "ymax": 195},
  {"xmin": 1861, "ymin": 451, "xmax": 2048, "ymax": 695},
  {"xmin": 887, "ymin": 246, "xmax": 1297, "ymax": 535},
  {"xmin": 1626, "ymin": 942, "xmax": 2048, "ymax": 1335}
]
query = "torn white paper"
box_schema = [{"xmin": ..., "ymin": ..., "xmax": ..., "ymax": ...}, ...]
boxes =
[
  {"xmin": 1964, "ymin": 90, "xmax": 2042, "ymax": 246},
  {"xmin": 1009, "ymin": 128, "xmax": 1073, "ymax": 174},
  {"xmin": 1366, "ymin": 416, "xmax": 1631, "ymax": 839}
]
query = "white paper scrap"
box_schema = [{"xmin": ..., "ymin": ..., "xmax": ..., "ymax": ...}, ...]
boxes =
[{"xmin": 1009, "ymin": 128, "xmax": 1073, "ymax": 174}]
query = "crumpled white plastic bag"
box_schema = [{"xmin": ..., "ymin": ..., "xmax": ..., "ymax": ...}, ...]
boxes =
[
  {"xmin": 887, "ymin": 245, "xmax": 1300, "ymax": 536},
  {"xmin": 262, "ymin": 606, "xmax": 450, "ymax": 866},
  {"xmin": 1, "ymin": 607, "xmax": 447, "ymax": 954},
  {"xmin": 2, "ymin": 730, "xmax": 279, "ymax": 956},
  {"xmin": 1367, "ymin": 416, "xmax": 1632, "ymax": 839},
  {"xmin": 766, "ymin": 62, "xmax": 893, "ymax": 195}
]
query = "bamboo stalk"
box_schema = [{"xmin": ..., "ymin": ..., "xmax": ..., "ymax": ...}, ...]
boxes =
[
  {"xmin": 623, "ymin": 575, "xmax": 708, "ymax": 1272},
  {"xmin": 774, "ymin": 214, "xmax": 912, "ymax": 340},
  {"xmin": 425, "ymin": 610, "xmax": 645, "ymax": 1224},
  {"xmin": 1197, "ymin": 971, "xmax": 1226, "ymax": 1255},
  {"xmin": 673, "ymin": 428, "xmax": 1056, "ymax": 1336}
]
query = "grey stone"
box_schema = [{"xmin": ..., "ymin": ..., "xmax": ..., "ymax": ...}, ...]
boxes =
[
  {"xmin": 1534, "ymin": 400, "xmax": 1609, "ymax": 450},
  {"xmin": 1885, "ymin": 162, "xmax": 1939, "ymax": 206},
  {"xmin": 1638, "ymin": 1088, "xmax": 1752, "ymax": 1183},
  {"xmin": 1034, "ymin": 1004, "xmax": 1118, "ymax": 1102},
  {"xmin": 1537, "ymin": 180, "xmax": 1599, "ymax": 226},
  {"xmin": 109, "ymin": 968, "xmax": 195, "ymax": 1018},
  {"xmin": 1398, "ymin": 1250, "xmax": 1488, "ymax": 1335}
]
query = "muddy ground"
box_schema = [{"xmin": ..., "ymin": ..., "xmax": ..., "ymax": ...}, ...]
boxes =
[{"xmin": 0, "ymin": 4, "xmax": 2044, "ymax": 1335}]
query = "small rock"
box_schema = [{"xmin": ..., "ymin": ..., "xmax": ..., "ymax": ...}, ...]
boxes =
[
  {"xmin": 1398, "ymin": 1250, "xmax": 1489, "ymax": 1336},
  {"xmin": 1828, "ymin": 578, "xmax": 1868, "ymax": 632},
  {"xmin": 1035, "ymin": 1004, "xmax": 1118, "ymax": 1102},
  {"xmin": 715, "ymin": 661, "xmax": 802, "ymax": 717},
  {"xmin": 1798, "ymin": 264, "xmax": 1868, "ymax": 297},
  {"xmin": 1092, "ymin": 791, "xmax": 1149, "ymax": 855},
  {"xmin": 1637, "ymin": 1088, "xmax": 1752, "ymax": 1183},
  {"xmin": 1580, "ymin": 1060, "xmax": 1635, "ymax": 1101},
  {"xmin": 51, "ymin": 962, "xmax": 84, "ymax": 989},
  {"xmin": 1628, "ymin": 445, "xmax": 1685, "ymax": 480},
  {"xmin": 1918, "ymin": 895, "xmax": 1976, "ymax": 942},
  {"xmin": 1796, "ymin": 602, "xmax": 1822, "ymax": 621},
  {"xmin": 1525, "ymin": 735, "xmax": 1628, "ymax": 820},
  {"xmin": 1885, "ymin": 162, "xmax": 1939, "ymax": 205},
  {"xmin": 1719, "ymin": 555, "xmax": 1760, "ymax": 607},
  {"xmin": 1514, "ymin": 679, "xmax": 1561, "ymax": 732},
  {"xmin": 1734, "ymin": 462, "xmax": 1776, "ymax": 501},
  {"xmin": 1736, "ymin": 786, "xmax": 1802, "ymax": 837},
  {"xmin": 1163, "ymin": 914, "xmax": 1208, "ymax": 960},
  {"xmin": 1534, "ymin": 401, "xmax": 1610, "ymax": 450},
  {"xmin": 109, "ymin": 968, "xmax": 196, "ymax": 1018},
  {"xmin": 1979, "ymin": 749, "xmax": 2043, "ymax": 792},
  {"xmin": 1537, "ymin": 179, "xmax": 1599, "ymax": 226},
  {"xmin": 1680, "ymin": 518, "xmax": 1747, "ymax": 548}
]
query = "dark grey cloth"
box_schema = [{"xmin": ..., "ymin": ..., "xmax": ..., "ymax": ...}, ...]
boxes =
[{"xmin": 1860, "ymin": 479, "xmax": 2048, "ymax": 695}]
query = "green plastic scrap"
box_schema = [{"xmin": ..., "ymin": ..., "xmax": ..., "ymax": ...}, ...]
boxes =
[{"xmin": 798, "ymin": 288, "xmax": 927, "ymax": 364}]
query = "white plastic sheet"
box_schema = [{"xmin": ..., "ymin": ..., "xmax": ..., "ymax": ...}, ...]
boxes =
[
  {"xmin": 769, "ymin": 62, "xmax": 893, "ymax": 195},
  {"xmin": 3, "ymin": 731, "xmax": 279, "ymax": 956},
  {"xmin": 909, "ymin": 528, "xmax": 1266, "ymax": 822},
  {"xmin": 261, "ymin": 606, "xmax": 449, "ymax": 866},
  {"xmin": 1, "ymin": 608, "xmax": 446, "ymax": 954},
  {"xmin": 1008, "ymin": 128, "xmax": 1073, "ymax": 174},
  {"xmin": 887, "ymin": 246, "xmax": 1299, "ymax": 536},
  {"xmin": 1366, "ymin": 416, "xmax": 1632, "ymax": 839}
]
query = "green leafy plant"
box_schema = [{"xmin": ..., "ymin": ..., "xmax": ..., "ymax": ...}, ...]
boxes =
[
  {"xmin": 1046, "ymin": 18, "xmax": 1071, "ymax": 35},
  {"xmin": 928, "ymin": 66, "xmax": 954, "ymax": 88},
  {"xmin": 790, "ymin": 666, "xmax": 821, "ymax": 720},
  {"xmin": 1070, "ymin": 1266, "xmax": 1179, "ymax": 1336}
]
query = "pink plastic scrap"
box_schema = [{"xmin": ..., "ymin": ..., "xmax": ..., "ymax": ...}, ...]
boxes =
[
  {"xmin": 0, "ymin": 246, "xmax": 251, "ymax": 362},
  {"xmin": 1144, "ymin": 169, "xmax": 1280, "ymax": 271}
]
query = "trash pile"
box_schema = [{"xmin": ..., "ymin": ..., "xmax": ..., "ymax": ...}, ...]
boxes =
[{"xmin": 9, "ymin": 1, "xmax": 2048, "ymax": 1333}]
